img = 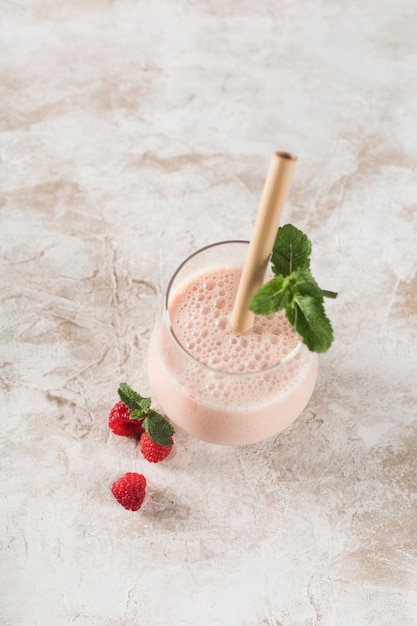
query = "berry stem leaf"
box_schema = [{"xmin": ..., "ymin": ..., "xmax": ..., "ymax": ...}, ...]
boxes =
[
  {"xmin": 118, "ymin": 382, "xmax": 151, "ymax": 415},
  {"xmin": 271, "ymin": 224, "xmax": 312, "ymax": 276},
  {"xmin": 142, "ymin": 410, "xmax": 175, "ymax": 446}
]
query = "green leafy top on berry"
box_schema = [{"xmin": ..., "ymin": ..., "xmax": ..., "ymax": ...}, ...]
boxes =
[
  {"xmin": 249, "ymin": 224, "xmax": 337, "ymax": 353},
  {"xmin": 118, "ymin": 382, "xmax": 151, "ymax": 417},
  {"xmin": 117, "ymin": 383, "xmax": 175, "ymax": 446}
]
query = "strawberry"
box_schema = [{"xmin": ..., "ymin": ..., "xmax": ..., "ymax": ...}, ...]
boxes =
[
  {"xmin": 140, "ymin": 432, "xmax": 173, "ymax": 463},
  {"xmin": 108, "ymin": 400, "xmax": 144, "ymax": 438},
  {"xmin": 111, "ymin": 472, "xmax": 146, "ymax": 511}
]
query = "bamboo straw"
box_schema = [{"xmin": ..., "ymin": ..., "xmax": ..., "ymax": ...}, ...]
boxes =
[{"xmin": 230, "ymin": 151, "xmax": 297, "ymax": 334}]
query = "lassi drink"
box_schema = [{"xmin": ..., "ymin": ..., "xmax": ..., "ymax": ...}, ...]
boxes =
[{"xmin": 147, "ymin": 241, "xmax": 318, "ymax": 445}]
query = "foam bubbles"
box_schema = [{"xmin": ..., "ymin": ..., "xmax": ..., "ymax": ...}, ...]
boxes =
[{"xmin": 170, "ymin": 267, "xmax": 301, "ymax": 375}]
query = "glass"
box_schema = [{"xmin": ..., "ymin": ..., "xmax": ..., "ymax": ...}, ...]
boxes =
[{"xmin": 147, "ymin": 241, "xmax": 318, "ymax": 446}]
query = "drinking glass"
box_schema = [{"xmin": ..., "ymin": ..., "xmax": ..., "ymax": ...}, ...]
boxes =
[{"xmin": 147, "ymin": 241, "xmax": 318, "ymax": 446}]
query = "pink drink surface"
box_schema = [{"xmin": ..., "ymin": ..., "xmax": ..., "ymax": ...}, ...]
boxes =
[
  {"xmin": 148, "ymin": 266, "xmax": 318, "ymax": 445},
  {"xmin": 170, "ymin": 267, "xmax": 300, "ymax": 374}
]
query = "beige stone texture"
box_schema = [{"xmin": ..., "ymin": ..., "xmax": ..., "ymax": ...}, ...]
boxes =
[{"xmin": 1, "ymin": 1, "xmax": 417, "ymax": 624}]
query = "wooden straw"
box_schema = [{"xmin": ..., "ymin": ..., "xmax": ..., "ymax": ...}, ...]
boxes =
[{"xmin": 230, "ymin": 151, "xmax": 297, "ymax": 334}]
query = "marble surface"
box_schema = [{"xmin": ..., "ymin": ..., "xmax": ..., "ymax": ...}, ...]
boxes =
[{"xmin": 1, "ymin": 1, "xmax": 417, "ymax": 624}]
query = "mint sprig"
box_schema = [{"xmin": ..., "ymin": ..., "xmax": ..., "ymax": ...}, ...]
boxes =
[
  {"xmin": 117, "ymin": 383, "xmax": 175, "ymax": 446},
  {"xmin": 249, "ymin": 224, "xmax": 337, "ymax": 353}
]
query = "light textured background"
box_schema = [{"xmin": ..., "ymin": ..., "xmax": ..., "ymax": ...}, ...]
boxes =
[{"xmin": 1, "ymin": 1, "xmax": 417, "ymax": 625}]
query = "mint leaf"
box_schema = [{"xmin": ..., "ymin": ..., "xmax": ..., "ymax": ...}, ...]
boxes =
[
  {"xmin": 296, "ymin": 268, "xmax": 338, "ymax": 302},
  {"xmin": 271, "ymin": 224, "xmax": 311, "ymax": 276},
  {"xmin": 292, "ymin": 295, "xmax": 334, "ymax": 353},
  {"xmin": 143, "ymin": 410, "xmax": 175, "ymax": 446},
  {"xmin": 295, "ymin": 268, "xmax": 324, "ymax": 299},
  {"xmin": 249, "ymin": 275, "xmax": 291, "ymax": 315},
  {"xmin": 118, "ymin": 382, "xmax": 151, "ymax": 415}
]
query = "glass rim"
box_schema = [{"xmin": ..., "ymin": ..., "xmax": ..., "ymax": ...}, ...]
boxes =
[{"xmin": 163, "ymin": 240, "xmax": 303, "ymax": 377}]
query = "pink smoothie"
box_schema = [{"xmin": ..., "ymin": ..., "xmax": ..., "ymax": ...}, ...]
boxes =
[{"xmin": 148, "ymin": 264, "xmax": 318, "ymax": 446}]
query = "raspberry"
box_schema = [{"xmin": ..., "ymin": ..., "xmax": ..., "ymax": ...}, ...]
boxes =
[
  {"xmin": 111, "ymin": 472, "xmax": 146, "ymax": 511},
  {"xmin": 108, "ymin": 401, "xmax": 144, "ymax": 438},
  {"xmin": 140, "ymin": 432, "xmax": 173, "ymax": 463}
]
